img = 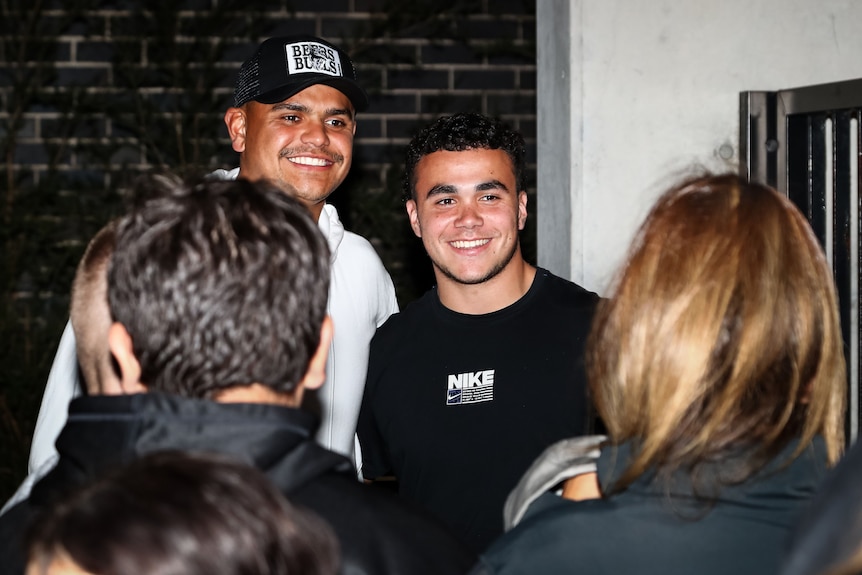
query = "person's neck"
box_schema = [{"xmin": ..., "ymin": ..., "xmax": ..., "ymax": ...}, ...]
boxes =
[
  {"xmin": 436, "ymin": 258, "xmax": 536, "ymax": 315},
  {"xmin": 305, "ymin": 200, "xmax": 325, "ymax": 222},
  {"xmin": 214, "ymin": 383, "xmax": 301, "ymax": 407}
]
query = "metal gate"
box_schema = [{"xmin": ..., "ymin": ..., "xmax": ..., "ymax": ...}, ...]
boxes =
[{"xmin": 741, "ymin": 78, "xmax": 862, "ymax": 443}]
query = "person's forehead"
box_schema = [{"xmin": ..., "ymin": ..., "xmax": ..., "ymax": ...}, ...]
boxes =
[
  {"xmin": 282, "ymin": 84, "xmax": 355, "ymax": 112},
  {"xmin": 416, "ymin": 148, "xmax": 515, "ymax": 177}
]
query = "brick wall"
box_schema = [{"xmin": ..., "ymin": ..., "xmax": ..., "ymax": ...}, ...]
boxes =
[{"xmin": 1, "ymin": 0, "xmax": 536, "ymax": 302}]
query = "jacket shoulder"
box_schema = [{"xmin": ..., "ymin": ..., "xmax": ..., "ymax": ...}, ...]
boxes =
[{"xmin": 293, "ymin": 473, "xmax": 476, "ymax": 575}]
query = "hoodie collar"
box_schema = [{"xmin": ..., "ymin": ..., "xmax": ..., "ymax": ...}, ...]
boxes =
[{"xmin": 318, "ymin": 203, "xmax": 345, "ymax": 262}]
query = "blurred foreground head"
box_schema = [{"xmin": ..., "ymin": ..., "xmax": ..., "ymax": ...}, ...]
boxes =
[
  {"xmin": 25, "ymin": 451, "xmax": 339, "ymax": 575},
  {"xmin": 588, "ymin": 172, "xmax": 845, "ymax": 491}
]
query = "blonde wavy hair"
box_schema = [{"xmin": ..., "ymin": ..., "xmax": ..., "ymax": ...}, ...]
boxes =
[{"xmin": 588, "ymin": 173, "xmax": 845, "ymax": 492}]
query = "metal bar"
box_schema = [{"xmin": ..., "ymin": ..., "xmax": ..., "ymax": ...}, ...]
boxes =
[
  {"xmin": 740, "ymin": 92, "xmax": 772, "ymax": 186},
  {"xmin": 834, "ymin": 111, "xmax": 854, "ymax": 442},
  {"xmin": 786, "ymin": 115, "xmax": 812, "ymax": 215},
  {"xmin": 778, "ymin": 78, "xmax": 862, "ymax": 116}
]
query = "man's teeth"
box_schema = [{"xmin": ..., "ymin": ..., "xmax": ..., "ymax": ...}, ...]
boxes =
[
  {"xmin": 451, "ymin": 239, "xmax": 490, "ymax": 249},
  {"xmin": 288, "ymin": 156, "xmax": 329, "ymax": 166}
]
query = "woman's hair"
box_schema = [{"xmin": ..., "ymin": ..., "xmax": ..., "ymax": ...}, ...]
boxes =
[
  {"xmin": 26, "ymin": 451, "xmax": 339, "ymax": 575},
  {"xmin": 588, "ymin": 172, "xmax": 845, "ymax": 492}
]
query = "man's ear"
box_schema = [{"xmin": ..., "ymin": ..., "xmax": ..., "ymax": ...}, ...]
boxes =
[
  {"xmin": 406, "ymin": 199, "xmax": 422, "ymax": 238},
  {"xmin": 224, "ymin": 107, "xmax": 247, "ymax": 153},
  {"xmin": 297, "ymin": 316, "xmax": 334, "ymax": 392},
  {"xmin": 517, "ymin": 190, "xmax": 528, "ymax": 230},
  {"xmin": 107, "ymin": 322, "xmax": 148, "ymax": 395}
]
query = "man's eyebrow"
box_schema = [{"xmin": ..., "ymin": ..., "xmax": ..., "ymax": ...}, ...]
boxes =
[
  {"xmin": 476, "ymin": 179, "xmax": 509, "ymax": 192},
  {"xmin": 426, "ymin": 184, "xmax": 457, "ymax": 197},
  {"xmin": 271, "ymin": 102, "xmax": 309, "ymax": 113},
  {"xmin": 326, "ymin": 107, "xmax": 355, "ymax": 119}
]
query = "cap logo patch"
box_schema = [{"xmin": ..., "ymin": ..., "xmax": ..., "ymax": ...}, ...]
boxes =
[{"xmin": 285, "ymin": 41, "xmax": 343, "ymax": 77}]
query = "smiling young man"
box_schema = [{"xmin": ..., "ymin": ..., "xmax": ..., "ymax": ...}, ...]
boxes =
[
  {"xmin": 357, "ymin": 113, "xmax": 600, "ymax": 553},
  {"xmin": 22, "ymin": 36, "xmax": 397, "ymax": 481}
]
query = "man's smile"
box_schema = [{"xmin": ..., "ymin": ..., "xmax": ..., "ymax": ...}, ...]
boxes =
[
  {"xmin": 450, "ymin": 239, "xmax": 490, "ymax": 249},
  {"xmin": 287, "ymin": 156, "xmax": 334, "ymax": 167}
]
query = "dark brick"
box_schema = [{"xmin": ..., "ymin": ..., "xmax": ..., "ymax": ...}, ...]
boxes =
[
  {"xmin": 353, "ymin": 0, "xmax": 388, "ymax": 10},
  {"xmin": 525, "ymin": 164, "xmax": 537, "ymax": 187},
  {"xmin": 42, "ymin": 116, "xmax": 107, "ymax": 139},
  {"xmin": 353, "ymin": 141, "xmax": 397, "ymax": 165},
  {"xmin": 486, "ymin": 92, "xmax": 535, "ymax": 115},
  {"xmin": 180, "ymin": 0, "xmax": 214, "ymax": 9},
  {"xmin": 356, "ymin": 44, "xmax": 418, "ymax": 67},
  {"xmin": 357, "ymin": 68, "xmax": 384, "ymax": 93},
  {"xmin": 4, "ymin": 35, "xmax": 71, "ymax": 63},
  {"xmin": 420, "ymin": 93, "xmax": 482, "ymax": 115},
  {"xmin": 366, "ymin": 93, "xmax": 417, "ymax": 114},
  {"xmin": 56, "ymin": 169, "xmax": 108, "ymax": 186},
  {"xmin": 71, "ymin": 15, "xmax": 107, "ymax": 36},
  {"xmin": 15, "ymin": 118, "xmax": 37, "ymax": 139},
  {"xmin": 485, "ymin": 44, "xmax": 535, "ymax": 66},
  {"xmin": 222, "ymin": 41, "xmax": 258, "ymax": 64},
  {"xmin": 342, "ymin": 165, "xmax": 384, "ymax": 191},
  {"xmin": 110, "ymin": 114, "xmax": 142, "ymax": 139},
  {"xmin": 53, "ymin": 41, "xmax": 73, "ymax": 63},
  {"xmin": 454, "ymin": 69, "xmax": 515, "ymax": 90},
  {"xmin": 55, "ymin": 67, "xmax": 110, "ymax": 88},
  {"xmin": 39, "ymin": 14, "xmax": 101, "ymax": 36},
  {"xmin": 93, "ymin": 0, "xmax": 143, "ymax": 8},
  {"xmin": 390, "ymin": 19, "xmax": 445, "ymax": 40},
  {"xmin": 522, "ymin": 17, "xmax": 536, "ymax": 41},
  {"xmin": 17, "ymin": 98, "xmax": 60, "ymax": 114},
  {"xmin": 421, "ymin": 43, "xmax": 479, "ymax": 65},
  {"xmin": 77, "ymin": 42, "xmax": 115, "ymax": 63},
  {"xmin": 264, "ymin": 19, "xmax": 319, "ymax": 37},
  {"xmin": 321, "ymin": 17, "xmax": 357, "ymax": 37},
  {"xmin": 356, "ymin": 117, "xmax": 383, "ymax": 138},
  {"xmin": 517, "ymin": 117, "xmax": 536, "ymax": 139},
  {"xmin": 14, "ymin": 143, "xmax": 51, "ymax": 164},
  {"xmin": 110, "ymin": 16, "xmax": 143, "ymax": 37},
  {"xmin": 386, "ymin": 118, "xmax": 427, "ymax": 140},
  {"xmin": 109, "ymin": 144, "xmax": 143, "ymax": 165},
  {"xmin": 487, "ymin": 0, "xmax": 535, "ymax": 15},
  {"xmin": 519, "ymin": 69, "xmax": 536, "ymax": 90},
  {"xmin": 388, "ymin": 68, "xmax": 448, "ymax": 90},
  {"xmin": 289, "ymin": 0, "xmax": 349, "ymax": 10},
  {"xmin": 457, "ymin": 18, "xmax": 519, "ymax": 39},
  {"xmin": 525, "ymin": 142, "xmax": 536, "ymax": 165}
]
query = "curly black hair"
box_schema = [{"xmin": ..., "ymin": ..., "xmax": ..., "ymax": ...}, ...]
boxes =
[{"xmin": 402, "ymin": 112, "xmax": 526, "ymax": 202}]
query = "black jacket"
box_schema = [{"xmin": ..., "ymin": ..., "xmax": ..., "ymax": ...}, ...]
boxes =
[
  {"xmin": 0, "ymin": 393, "xmax": 475, "ymax": 575},
  {"xmin": 475, "ymin": 438, "xmax": 829, "ymax": 575}
]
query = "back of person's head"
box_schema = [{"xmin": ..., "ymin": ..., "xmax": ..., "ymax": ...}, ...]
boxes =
[
  {"xmin": 108, "ymin": 174, "xmax": 331, "ymax": 399},
  {"xmin": 402, "ymin": 112, "xmax": 526, "ymax": 201},
  {"xmin": 25, "ymin": 451, "xmax": 339, "ymax": 575},
  {"xmin": 70, "ymin": 221, "xmax": 118, "ymax": 395},
  {"xmin": 588, "ymin": 172, "xmax": 845, "ymax": 491}
]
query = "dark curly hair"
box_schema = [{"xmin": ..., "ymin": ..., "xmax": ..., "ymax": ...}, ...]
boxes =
[
  {"xmin": 402, "ymin": 112, "xmax": 526, "ymax": 202},
  {"xmin": 108, "ymin": 174, "xmax": 331, "ymax": 399}
]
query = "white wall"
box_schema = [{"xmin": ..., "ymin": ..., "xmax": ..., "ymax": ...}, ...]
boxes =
[{"xmin": 538, "ymin": 0, "xmax": 862, "ymax": 294}]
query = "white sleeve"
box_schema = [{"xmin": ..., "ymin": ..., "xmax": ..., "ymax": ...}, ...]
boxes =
[
  {"xmin": 376, "ymin": 262, "xmax": 399, "ymax": 327},
  {"xmin": 28, "ymin": 320, "xmax": 83, "ymax": 474}
]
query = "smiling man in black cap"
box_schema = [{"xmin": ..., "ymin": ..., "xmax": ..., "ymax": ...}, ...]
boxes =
[{"xmin": 215, "ymin": 35, "xmax": 399, "ymax": 462}]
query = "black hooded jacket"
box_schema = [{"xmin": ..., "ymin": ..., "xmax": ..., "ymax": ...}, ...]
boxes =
[{"xmin": 0, "ymin": 393, "xmax": 475, "ymax": 575}]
